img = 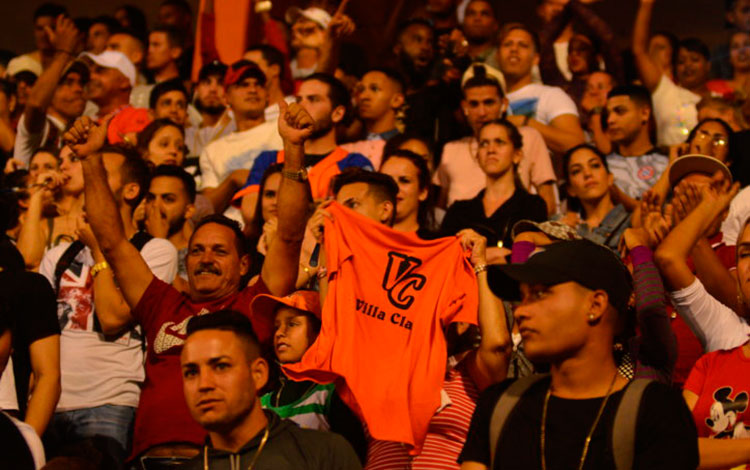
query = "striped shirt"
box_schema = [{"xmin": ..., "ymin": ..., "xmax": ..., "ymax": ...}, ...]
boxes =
[
  {"xmin": 365, "ymin": 359, "xmax": 479, "ymax": 470},
  {"xmin": 260, "ymin": 381, "xmax": 336, "ymax": 431}
]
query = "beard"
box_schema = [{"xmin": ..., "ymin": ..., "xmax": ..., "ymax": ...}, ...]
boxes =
[
  {"xmin": 194, "ymin": 97, "xmax": 226, "ymax": 116},
  {"xmin": 309, "ymin": 114, "xmax": 335, "ymax": 141},
  {"xmin": 168, "ymin": 216, "xmax": 187, "ymax": 238}
]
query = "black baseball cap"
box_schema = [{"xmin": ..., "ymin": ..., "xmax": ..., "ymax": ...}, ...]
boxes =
[
  {"xmin": 198, "ymin": 60, "xmax": 228, "ymax": 82},
  {"xmin": 488, "ymin": 239, "xmax": 633, "ymax": 315}
]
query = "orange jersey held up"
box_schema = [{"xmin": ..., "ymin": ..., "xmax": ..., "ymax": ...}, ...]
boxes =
[{"xmin": 283, "ymin": 202, "xmax": 479, "ymax": 454}]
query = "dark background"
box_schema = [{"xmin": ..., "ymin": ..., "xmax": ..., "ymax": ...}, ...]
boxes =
[{"xmin": 0, "ymin": 1, "xmax": 730, "ymax": 67}]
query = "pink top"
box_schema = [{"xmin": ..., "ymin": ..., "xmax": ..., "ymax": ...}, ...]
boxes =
[{"xmin": 434, "ymin": 126, "xmax": 556, "ymax": 206}]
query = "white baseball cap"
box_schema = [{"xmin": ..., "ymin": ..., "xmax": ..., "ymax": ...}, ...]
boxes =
[
  {"xmin": 6, "ymin": 54, "xmax": 43, "ymax": 78},
  {"xmin": 285, "ymin": 6, "xmax": 332, "ymax": 29},
  {"xmin": 80, "ymin": 51, "xmax": 136, "ymax": 87}
]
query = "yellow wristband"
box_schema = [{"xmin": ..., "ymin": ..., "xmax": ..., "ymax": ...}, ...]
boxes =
[{"xmin": 91, "ymin": 261, "xmax": 110, "ymax": 278}]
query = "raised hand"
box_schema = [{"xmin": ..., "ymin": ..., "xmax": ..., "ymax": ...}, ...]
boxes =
[
  {"xmin": 641, "ymin": 198, "xmax": 673, "ymax": 249},
  {"xmin": 62, "ymin": 115, "xmax": 113, "ymax": 159},
  {"xmin": 47, "ymin": 14, "xmax": 80, "ymax": 55},
  {"xmin": 457, "ymin": 228, "xmax": 488, "ymax": 267},
  {"xmin": 278, "ymin": 100, "xmax": 314, "ymax": 146}
]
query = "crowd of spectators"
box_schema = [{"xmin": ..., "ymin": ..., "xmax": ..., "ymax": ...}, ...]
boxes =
[{"xmin": 4, "ymin": 0, "xmax": 750, "ymax": 469}]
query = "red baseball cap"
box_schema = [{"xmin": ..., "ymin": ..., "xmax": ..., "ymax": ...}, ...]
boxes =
[{"xmin": 223, "ymin": 62, "xmax": 267, "ymax": 88}]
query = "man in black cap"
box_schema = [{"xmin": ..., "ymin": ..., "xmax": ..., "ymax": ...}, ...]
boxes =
[
  {"xmin": 178, "ymin": 310, "xmax": 361, "ymax": 469},
  {"xmin": 458, "ymin": 239, "xmax": 698, "ymax": 470},
  {"xmin": 185, "ymin": 60, "xmax": 232, "ymax": 157}
]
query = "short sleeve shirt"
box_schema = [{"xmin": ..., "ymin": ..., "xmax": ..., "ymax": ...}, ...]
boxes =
[
  {"xmin": 606, "ymin": 150, "xmax": 668, "ymax": 200},
  {"xmin": 128, "ymin": 278, "xmax": 270, "ymax": 458},
  {"xmin": 507, "ymin": 83, "xmax": 579, "ymax": 125}
]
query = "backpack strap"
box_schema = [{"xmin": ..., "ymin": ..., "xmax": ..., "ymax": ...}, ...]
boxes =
[
  {"xmin": 129, "ymin": 231, "xmax": 153, "ymax": 251},
  {"xmin": 612, "ymin": 379, "xmax": 653, "ymax": 470},
  {"xmin": 489, "ymin": 374, "xmax": 550, "ymax": 469},
  {"xmin": 54, "ymin": 241, "xmax": 85, "ymax": 294}
]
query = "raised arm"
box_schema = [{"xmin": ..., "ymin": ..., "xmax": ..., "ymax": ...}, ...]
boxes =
[
  {"xmin": 631, "ymin": 0, "xmax": 663, "ymax": 92},
  {"xmin": 24, "ymin": 15, "xmax": 79, "ymax": 137},
  {"xmin": 524, "ymin": 113, "xmax": 585, "ymax": 154},
  {"xmin": 315, "ymin": 9, "xmax": 355, "ymax": 75},
  {"xmin": 459, "ymin": 229, "xmax": 511, "ymax": 391},
  {"xmin": 259, "ymin": 101, "xmax": 312, "ymax": 296},
  {"xmin": 655, "ymin": 175, "xmax": 739, "ymax": 291},
  {"xmin": 622, "ymin": 219, "xmax": 677, "ymax": 384},
  {"xmin": 569, "ymin": 0, "xmax": 624, "ymax": 83},
  {"xmin": 63, "ymin": 117, "xmax": 154, "ymax": 311}
]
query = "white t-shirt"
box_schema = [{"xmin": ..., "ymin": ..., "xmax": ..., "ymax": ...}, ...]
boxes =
[
  {"xmin": 264, "ymin": 96, "xmax": 296, "ymax": 124},
  {"xmin": 720, "ymin": 186, "xmax": 750, "ymax": 246},
  {"xmin": 39, "ymin": 237, "xmax": 177, "ymax": 411},
  {"xmin": 651, "ymin": 74, "xmax": 700, "ymax": 146},
  {"xmin": 0, "ymin": 357, "xmax": 17, "ymax": 411},
  {"xmin": 4, "ymin": 411, "xmax": 45, "ymax": 469},
  {"xmin": 506, "ymin": 83, "xmax": 579, "ymax": 125},
  {"xmin": 606, "ymin": 150, "xmax": 669, "ymax": 200},
  {"xmin": 12, "ymin": 113, "xmax": 66, "ymax": 166},
  {"xmin": 185, "ymin": 110, "xmax": 236, "ymax": 158},
  {"xmin": 199, "ymin": 120, "xmax": 283, "ymax": 190},
  {"xmin": 434, "ymin": 127, "xmax": 557, "ymax": 206},
  {"xmin": 670, "ymin": 278, "xmax": 750, "ymax": 353}
]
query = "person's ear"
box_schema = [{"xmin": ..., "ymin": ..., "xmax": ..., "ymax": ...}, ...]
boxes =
[
  {"xmin": 184, "ymin": 203, "xmax": 195, "ymax": 221},
  {"xmin": 250, "ymin": 356, "xmax": 269, "ymax": 391},
  {"xmin": 331, "ymin": 104, "xmax": 346, "ymax": 124},
  {"xmin": 461, "ymin": 99, "xmax": 469, "ymax": 116},
  {"xmin": 380, "ymin": 201, "xmax": 395, "ymax": 225},
  {"xmin": 607, "ymin": 172, "xmax": 614, "ymax": 187},
  {"xmin": 123, "ymin": 182, "xmax": 140, "ymax": 203},
  {"xmin": 586, "ymin": 290, "xmax": 609, "ymax": 324},
  {"xmin": 513, "ymin": 148, "xmax": 523, "ymax": 166},
  {"xmin": 500, "ymin": 97, "xmax": 509, "ymax": 115},
  {"xmin": 132, "ymin": 50, "xmax": 144, "ymax": 67},
  {"xmin": 170, "ymin": 46, "xmax": 183, "ymax": 61},
  {"xmin": 391, "ymin": 92, "xmax": 405, "ymax": 111},
  {"xmin": 238, "ymin": 253, "xmax": 250, "ymax": 277},
  {"xmin": 268, "ymin": 63, "xmax": 280, "ymax": 81}
]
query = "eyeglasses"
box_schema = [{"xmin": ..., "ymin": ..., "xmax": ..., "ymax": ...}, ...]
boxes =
[{"xmin": 693, "ymin": 130, "xmax": 728, "ymax": 147}]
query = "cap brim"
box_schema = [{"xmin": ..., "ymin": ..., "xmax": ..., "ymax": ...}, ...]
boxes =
[
  {"xmin": 285, "ymin": 6, "xmax": 304, "ymax": 25},
  {"xmin": 669, "ymin": 154, "xmax": 732, "ymax": 187},
  {"xmin": 487, "ymin": 263, "xmax": 571, "ymax": 301}
]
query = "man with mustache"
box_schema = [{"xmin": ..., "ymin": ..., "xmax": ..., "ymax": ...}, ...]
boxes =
[{"xmin": 63, "ymin": 97, "xmax": 311, "ymax": 463}]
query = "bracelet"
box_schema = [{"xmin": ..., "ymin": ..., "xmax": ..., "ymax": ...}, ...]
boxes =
[
  {"xmin": 255, "ymin": 0, "xmax": 272, "ymax": 13},
  {"xmin": 473, "ymin": 263, "xmax": 488, "ymax": 274},
  {"xmin": 91, "ymin": 261, "xmax": 110, "ymax": 278},
  {"xmin": 316, "ymin": 266, "xmax": 328, "ymax": 279}
]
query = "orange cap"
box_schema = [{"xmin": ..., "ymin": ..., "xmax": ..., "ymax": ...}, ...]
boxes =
[{"xmin": 251, "ymin": 290, "xmax": 321, "ymax": 328}]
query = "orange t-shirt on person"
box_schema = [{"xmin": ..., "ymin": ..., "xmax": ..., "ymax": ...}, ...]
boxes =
[{"xmin": 283, "ymin": 202, "xmax": 478, "ymax": 454}]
